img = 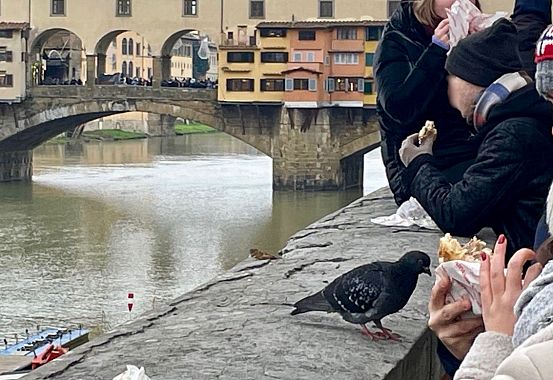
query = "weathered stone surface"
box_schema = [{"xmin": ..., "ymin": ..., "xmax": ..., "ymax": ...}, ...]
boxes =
[{"xmin": 25, "ymin": 189, "xmax": 450, "ymax": 380}]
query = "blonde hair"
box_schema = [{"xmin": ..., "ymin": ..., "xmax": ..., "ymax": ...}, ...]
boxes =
[{"xmin": 413, "ymin": 0, "xmax": 482, "ymax": 29}]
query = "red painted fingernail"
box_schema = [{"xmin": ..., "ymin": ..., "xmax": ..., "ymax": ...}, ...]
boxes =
[
  {"xmin": 480, "ymin": 252, "xmax": 487, "ymax": 261},
  {"xmin": 498, "ymin": 235, "xmax": 506, "ymax": 244}
]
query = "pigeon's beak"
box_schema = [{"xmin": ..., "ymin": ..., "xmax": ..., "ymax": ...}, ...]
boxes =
[{"xmin": 423, "ymin": 267, "xmax": 432, "ymax": 276}]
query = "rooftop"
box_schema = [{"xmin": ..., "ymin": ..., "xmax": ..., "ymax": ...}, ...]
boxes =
[
  {"xmin": 0, "ymin": 22, "xmax": 30, "ymax": 31},
  {"xmin": 257, "ymin": 19, "xmax": 387, "ymax": 29}
]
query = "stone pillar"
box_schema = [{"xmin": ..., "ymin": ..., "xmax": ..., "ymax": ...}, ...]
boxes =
[
  {"xmin": 96, "ymin": 53, "xmax": 107, "ymax": 78},
  {"xmin": 273, "ymin": 108, "xmax": 345, "ymax": 191},
  {"xmin": 0, "ymin": 150, "xmax": 33, "ymax": 182},
  {"xmin": 152, "ymin": 56, "xmax": 163, "ymax": 88},
  {"xmin": 86, "ymin": 54, "xmax": 97, "ymax": 88},
  {"xmin": 146, "ymin": 114, "xmax": 177, "ymax": 137}
]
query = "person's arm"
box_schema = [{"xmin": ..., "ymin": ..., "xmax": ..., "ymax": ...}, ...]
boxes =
[
  {"xmin": 374, "ymin": 34, "xmax": 448, "ymax": 128},
  {"xmin": 403, "ymin": 123, "xmax": 533, "ymax": 237},
  {"xmin": 512, "ymin": 0, "xmax": 551, "ymax": 75}
]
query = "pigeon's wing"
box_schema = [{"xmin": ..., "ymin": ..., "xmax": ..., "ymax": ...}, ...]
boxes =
[{"xmin": 322, "ymin": 262, "xmax": 386, "ymax": 314}]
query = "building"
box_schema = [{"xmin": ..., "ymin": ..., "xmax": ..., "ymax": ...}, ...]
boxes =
[
  {"xmin": 218, "ymin": 20, "xmax": 385, "ymax": 109},
  {"xmin": 0, "ymin": 22, "xmax": 29, "ymax": 103},
  {"xmin": 106, "ymin": 31, "xmax": 153, "ymax": 79}
]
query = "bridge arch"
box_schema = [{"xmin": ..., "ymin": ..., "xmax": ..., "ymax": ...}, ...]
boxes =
[
  {"xmin": 1, "ymin": 88, "xmax": 271, "ymax": 158},
  {"xmin": 30, "ymin": 28, "xmax": 85, "ymax": 85}
]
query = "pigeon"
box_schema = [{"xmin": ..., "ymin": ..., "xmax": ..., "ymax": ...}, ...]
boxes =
[{"xmin": 290, "ymin": 251, "xmax": 431, "ymax": 341}]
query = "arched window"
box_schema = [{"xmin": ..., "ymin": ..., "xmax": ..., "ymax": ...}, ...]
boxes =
[
  {"xmin": 122, "ymin": 61, "xmax": 127, "ymax": 76},
  {"xmin": 122, "ymin": 38, "xmax": 128, "ymax": 55},
  {"xmin": 128, "ymin": 61, "xmax": 134, "ymax": 78},
  {"xmin": 128, "ymin": 38, "xmax": 134, "ymax": 55}
]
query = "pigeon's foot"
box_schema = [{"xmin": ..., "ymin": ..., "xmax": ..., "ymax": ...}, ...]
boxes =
[
  {"xmin": 373, "ymin": 321, "xmax": 402, "ymax": 341},
  {"xmin": 360, "ymin": 325, "xmax": 386, "ymax": 341}
]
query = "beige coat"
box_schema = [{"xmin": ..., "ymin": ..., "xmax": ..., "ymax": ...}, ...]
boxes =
[{"xmin": 454, "ymin": 323, "xmax": 553, "ymax": 380}]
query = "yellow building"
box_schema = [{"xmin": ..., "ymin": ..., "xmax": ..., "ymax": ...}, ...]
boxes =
[
  {"xmin": 363, "ymin": 24, "xmax": 384, "ymax": 107},
  {"xmin": 105, "ymin": 31, "xmax": 152, "ymax": 79},
  {"xmin": 0, "ymin": 22, "xmax": 29, "ymax": 103}
]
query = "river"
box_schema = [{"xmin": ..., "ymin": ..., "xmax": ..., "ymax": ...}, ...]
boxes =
[{"xmin": 0, "ymin": 133, "xmax": 386, "ymax": 339}]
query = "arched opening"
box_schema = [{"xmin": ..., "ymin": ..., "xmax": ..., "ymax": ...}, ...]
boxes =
[
  {"xmin": 160, "ymin": 30, "xmax": 217, "ymax": 87},
  {"xmin": 30, "ymin": 29, "xmax": 85, "ymax": 86},
  {"xmin": 128, "ymin": 61, "xmax": 134, "ymax": 78},
  {"xmin": 128, "ymin": 38, "xmax": 134, "ymax": 55},
  {"xmin": 122, "ymin": 61, "xmax": 127, "ymax": 76},
  {"xmin": 122, "ymin": 38, "xmax": 128, "ymax": 55}
]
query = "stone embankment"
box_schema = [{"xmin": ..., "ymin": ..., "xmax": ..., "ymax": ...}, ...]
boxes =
[{"xmin": 26, "ymin": 189, "xmax": 449, "ymax": 380}]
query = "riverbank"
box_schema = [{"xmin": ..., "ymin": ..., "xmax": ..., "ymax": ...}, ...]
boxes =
[
  {"xmin": 175, "ymin": 122, "xmax": 216, "ymax": 135},
  {"xmin": 25, "ymin": 188, "xmax": 457, "ymax": 380}
]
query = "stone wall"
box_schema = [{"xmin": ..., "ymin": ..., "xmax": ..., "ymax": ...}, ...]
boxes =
[{"xmin": 0, "ymin": 150, "xmax": 32, "ymax": 182}]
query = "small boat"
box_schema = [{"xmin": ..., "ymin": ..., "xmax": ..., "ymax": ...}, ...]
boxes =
[
  {"xmin": 0, "ymin": 327, "xmax": 88, "ymax": 376},
  {"xmin": 30, "ymin": 344, "xmax": 67, "ymax": 369}
]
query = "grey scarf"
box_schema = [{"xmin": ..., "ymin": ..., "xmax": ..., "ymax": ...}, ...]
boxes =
[{"xmin": 513, "ymin": 261, "xmax": 553, "ymax": 347}]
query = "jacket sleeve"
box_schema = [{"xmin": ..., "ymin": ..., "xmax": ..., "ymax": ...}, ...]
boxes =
[
  {"xmin": 374, "ymin": 35, "xmax": 448, "ymax": 128},
  {"xmin": 453, "ymin": 332, "xmax": 514, "ymax": 380},
  {"xmin": 403, "ymin": 124, "xmax": 531, "ymax": 236}
]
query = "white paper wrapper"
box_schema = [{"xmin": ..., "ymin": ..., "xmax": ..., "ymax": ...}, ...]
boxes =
[
  {"xmin": 435, "ymin": 260, "xmax": 482, "ymax": 316},
  {"xmin": 447, "ymin": 0, "xmax": 507, "ymax": 49}
]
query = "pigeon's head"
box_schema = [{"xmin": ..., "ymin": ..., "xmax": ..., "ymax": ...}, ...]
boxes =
[{"xmin": 398, "ymin": 251, "xmax": 432, "ymax": 276}]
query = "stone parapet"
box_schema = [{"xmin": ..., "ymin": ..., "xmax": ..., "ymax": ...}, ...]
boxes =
[
  {"xmin": 0, "ymin": 150, "xmax": 32, "ymax": 182},
  {"xmin": 24, "ymin": 188, "xmax": 446, "ymax": 380}
]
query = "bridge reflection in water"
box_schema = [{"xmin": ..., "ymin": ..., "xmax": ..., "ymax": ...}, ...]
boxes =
[{"xmin": 0, "ymin": 133, "xmax": 386, "ymax": 339}]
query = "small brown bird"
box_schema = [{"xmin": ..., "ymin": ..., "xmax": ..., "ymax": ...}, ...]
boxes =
[{"xmin": 250, "ymin": 248, "xmax": 281, "ymax": 260}]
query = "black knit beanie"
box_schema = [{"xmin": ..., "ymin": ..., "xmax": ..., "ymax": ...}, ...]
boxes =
[{"xmin": 445, "ymin": 19, "xmax": 523, "ymax": 88}]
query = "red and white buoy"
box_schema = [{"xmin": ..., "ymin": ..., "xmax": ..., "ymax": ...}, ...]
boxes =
[{"xmin": 127, "ymin": 292, "xmax": 134, "ymax": 313}]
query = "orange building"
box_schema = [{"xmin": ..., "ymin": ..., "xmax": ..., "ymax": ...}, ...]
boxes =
[{"xmin": 218, "ymin": 19, "xmax": 386, "ymax": 108}]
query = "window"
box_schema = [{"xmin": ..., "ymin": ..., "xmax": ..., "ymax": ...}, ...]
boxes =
[
  {"xmin": 334, "ymin": 53, "xmax": 359, "ymax": 64},
  {"xmin": 293, "ymin": 79, "xmax": 309, "ymax": 90},
  {"xmin": 122, "ymin": 38, "xmax": 128, "ymax": 55},
  {"xmin": 122, "ymin": 61, "xmax": 127, "ymax": 76},
  {"xmin": 366, "ymin": 26, "xmax": 384, "ymax": 41},
  {"xmin": 306, "ymin": 52, "xmax": 315, "ymax": 62},
  {"xmin": 250, "ymin": 0, "xmax": 264, "ymax": 18},
  {"xmin": 293, "ymin": 52, "xmax": 302, "ymax": 62},
  {"xmin": 117, "ymin": 0, "xmax": 131, "ymax": 16},
  {"xmin": 0, "ymin": 72, "xmax": 13, "ymax": 87},
  {"xmin": 0, "ymin": 48, "xmax": 12, "ymax": 62},
  {"xmin": 0, "ymin": 30, "xmax": 13, "ymax": 39},
  {"xmin": 259, "ymin": 28, "xmax": 286, "ymax": 38},
  {"xmin": 298, "ymin": 31, "xmax": 316, "ymax": 41},
  {"xmin": 136, "ymin": 67, "xmax": 141, "ymax": 77},
  {"xmin": 183, "ymin": 0, "xmax": 197, "ymax": 16},
  {"xmin": 388, "ymin": 0, "xmax": 401, "ymax": 17},
  {"xmin": 365, "ymin": 53, "xmax": 374, "ymax": 66},
  {"xmin": 136, "ymin": 43, "xmax": 141, "ymax": 55},
  {"xmin": 337, "ymin": 28, "xmax": 357, "ymax": 40},
  {"xmin": 128, "ymin": 62, "xmax": 134, "ymax": 77},
  {"xmin": 260, "ymin": 52, "xmax": 288, "ymax": 63},
  {"xmin": 260, "ymin": 79, "xmax": 284, "ymax": 91},
  {"xmin": 227, "ymin": 52, "xmax": 254, "ymax": 63},
  {"xmin": 319, "ymin": 0, "xmax": 333, "ymax": 18},
  {"xmin": 364, "ymin": 80, "xmax": 374, "ymax": 94},
  {"xmin": 333, "ymin": 77, "xmax": 364, "ymax": 92},
  {"xmin": 51, "ymin": 0, "xmax": 65, "ymax": 15},
  {"xmin": 128, "ymin": 39, "xmax": 134, "ymax": 55},
  {"xmin": 227, "ymin": 79, "xmax": 254, "ymax": 91}
]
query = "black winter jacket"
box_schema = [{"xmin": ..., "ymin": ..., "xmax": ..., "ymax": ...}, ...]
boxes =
[
  {"xmin": 374, "ymin": 3, "xmax": 475, "ymax": 206},
  {"xmin": 403, "ymin": 84, "xmax": 553, "ymax": 258}
]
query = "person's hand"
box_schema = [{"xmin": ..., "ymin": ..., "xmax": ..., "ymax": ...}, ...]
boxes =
[
  {"xmin": 433, "ymin": 19, "xmax": 450, "ymax": 47},
  {"xmin": 428, "ymin": 276, "xmax": 484, "ymax": 360},
  {"xmin": 480, "ymin": 235, "xmax": 542, "ymax": 336},
  {"xmin": 399, "ymin": 132, "xmax": 435, "ymax": 166}
]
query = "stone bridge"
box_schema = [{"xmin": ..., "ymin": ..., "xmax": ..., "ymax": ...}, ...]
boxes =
[{"xmin": 0, "ymin": 86, "xmax": 381, "ymax": 190}]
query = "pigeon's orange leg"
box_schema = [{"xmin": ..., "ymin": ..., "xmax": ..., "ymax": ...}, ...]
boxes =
[
  {"xmin": 374, "ymin": 321, "xmax": 401, "ymax": 341},
  {"xmin": 360, "ymin": 324, "xmax": 387, "ymax": 340}
]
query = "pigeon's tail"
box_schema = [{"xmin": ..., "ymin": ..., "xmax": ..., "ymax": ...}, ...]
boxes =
[{"xmin": 290, "ymin": 291, "xmax": 333, "ymax": 315}]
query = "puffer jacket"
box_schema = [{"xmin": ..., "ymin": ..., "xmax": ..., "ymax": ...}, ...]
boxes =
[
  {"xmin": 403, "ymin": 84, "xmax": 553, "ymax": 257},
  {"xmin": 374, "ymin": 2, "xmax": 475, "ymax": 206}
]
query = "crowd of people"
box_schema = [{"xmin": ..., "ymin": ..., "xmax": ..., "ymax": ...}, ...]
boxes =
[{"xmin": 374, "ymin": 0, "xmax": 553, "ymax": 379}]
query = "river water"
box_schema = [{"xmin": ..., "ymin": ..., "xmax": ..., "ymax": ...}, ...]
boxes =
[{"xmin": 0, "ymin": 133, "xmax": 386, "ymax": 339}]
